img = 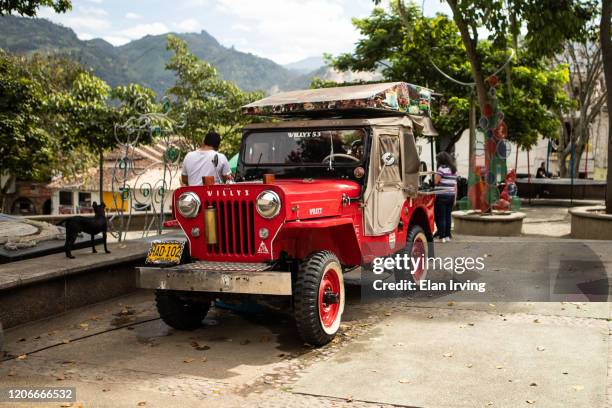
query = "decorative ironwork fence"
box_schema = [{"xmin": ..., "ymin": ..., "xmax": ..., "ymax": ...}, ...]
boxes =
[{"xmin": 109, "ymin": 98, "xmax": 184, "ymax": 241}]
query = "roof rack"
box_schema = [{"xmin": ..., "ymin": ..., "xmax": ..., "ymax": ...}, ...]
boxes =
[{"xmin": 241, "ymin": 82, "xmax": 434, "ymax": 119}]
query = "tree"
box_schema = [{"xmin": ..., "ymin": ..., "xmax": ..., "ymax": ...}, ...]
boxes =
[
  {"xmin": 0, "ymin": 0, "xmax": 71, "ymax": 16},
  {"xmin": 51, "ymin": 74, "xmax": 159, "ymax": 197},
  {"xmin": 443, "ymin": 0, "xmax": 596, "ymax": 117},
  {"xmin": 328, "ymin": 2, "xmax": 570, "ymax": 151},
  {"xmin": 601, "ymin": 0, "xmax": 612, "ymax": 213},
  {"xmin": 0, "ymin": 50, "xmax": 49, "ymax": 211},
  {"xmin": 164, "ymin": 35, "xmax": 264, "ymax": 157},
  {"xmin": 554, "ymin": 38, "xmax": 606, "ymax": 178}
]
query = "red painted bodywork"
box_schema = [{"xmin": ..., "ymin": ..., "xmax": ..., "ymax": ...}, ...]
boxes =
[{"xmin": 173, "ymin": 178, "xmax": 435, "ymax": 266}]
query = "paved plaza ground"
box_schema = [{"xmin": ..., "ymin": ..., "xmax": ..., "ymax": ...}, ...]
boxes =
[{"xmin": 0, "ymin": 203, "xmax": 610, "ymax": 408}]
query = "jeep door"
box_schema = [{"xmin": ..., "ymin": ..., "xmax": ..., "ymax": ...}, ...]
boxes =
[{"xmin": 363, "ymin": 126, "xmax": 404, "ymax": 235}]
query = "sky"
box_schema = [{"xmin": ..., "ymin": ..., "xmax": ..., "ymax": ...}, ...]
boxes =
[{"xmin": 39, "ymin": 0, "xmax": 452, "ymax": 65}]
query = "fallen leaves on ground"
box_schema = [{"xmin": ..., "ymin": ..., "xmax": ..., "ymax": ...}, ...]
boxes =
[
  {"xmin": 530, "ymin": 382, "xmax": 538, "ymax": 387},
  {"xmin": 526, "ymin": 400, "xmax": 536, "ymax": 405},
  {"xmin": 137, "ymin": 401, "xmax": 147, "ymax": 406},
  {"xmin": 16, "ymin": 354, "xmax": 27, "ymax": 360},
  {"xmin": 189, "ymin": 341, "xmax": 210, "ymax": 351},
  {"xmin": 398, "ymin": 379, "xmax": 410, "ymax": 384},
  {"xmin": 466, "ymin": 363, "xmax": 473, "ymax": 368},
  {"xmin": 442, "ymin": 352, "xmax": 454, "ymax": 358},
  {"xmin": 496, "ymin": 365, "xmax": 504, "ymax": 369},
  {"xmin": 536, "ymin": 346, "xmax": 546, "ymax": 351},
  {"xmin": 55, "ymin": 372, "xmax": 65, "ymax": 381},
  {"xmin": 183, "ymin": 358, "xmax": 194, "ymax": 363}
]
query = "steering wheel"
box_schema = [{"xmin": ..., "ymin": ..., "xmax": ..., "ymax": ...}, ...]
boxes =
[{"xmin": 321, "ymin": 153, "xmax": 360, "ymax": 163}]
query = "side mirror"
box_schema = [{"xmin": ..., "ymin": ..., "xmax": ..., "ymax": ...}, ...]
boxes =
[{"xmin": 381, "ymin": 152, "xmax": 396, "ymax": 166}]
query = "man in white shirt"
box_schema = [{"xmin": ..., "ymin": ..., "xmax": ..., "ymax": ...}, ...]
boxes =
[{"xmin": 181, "ymin": 131, "xmax": 233, "ymax": 186}]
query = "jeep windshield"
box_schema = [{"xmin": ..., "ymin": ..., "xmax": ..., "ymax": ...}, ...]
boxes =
[{"xmin": 242, "ymin": 129, "xmax": 366, "ymax": 166}]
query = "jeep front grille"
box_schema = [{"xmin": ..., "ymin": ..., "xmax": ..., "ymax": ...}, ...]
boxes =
[{"xmin": 204, "ymin": 199, "xmax": 256, "ymax": 257}]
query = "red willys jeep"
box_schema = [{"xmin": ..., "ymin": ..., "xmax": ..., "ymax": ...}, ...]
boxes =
[{"xmin": 138, "ymin": 82, "xmax": 437, "ymax": 346}]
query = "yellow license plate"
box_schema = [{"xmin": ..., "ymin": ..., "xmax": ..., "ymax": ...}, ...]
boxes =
[{"xmin": 146, "ymin": 241, "xmax": 185, "ymax": 265}]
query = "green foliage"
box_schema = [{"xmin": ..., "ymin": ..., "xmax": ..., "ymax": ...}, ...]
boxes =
[
  {"xmin": 327, "ymin": 3, "xmax": 571, "ymax": 150},
  {"xmin": 0, "ymin": 50, "xmax": 50, "ymax": 183},
  {"xmin": 0, "ymin": 48, "xmax": 159, "ymax": 198},
  {"xmin": 0, "ymin": 0, "xmax": 71, "ymax": 16},
  {"xmin": 451, "ymin": 0, "xmax": 599, "ymax": 57},
  {"xmin": 164, "ymin": 35, "xmax": 264, "ymax": 156}
]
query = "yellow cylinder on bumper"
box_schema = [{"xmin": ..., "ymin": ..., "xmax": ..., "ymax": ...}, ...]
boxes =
[{"xmin": 205, "ymin": 206, "xmax": 218, "ymax": 244}]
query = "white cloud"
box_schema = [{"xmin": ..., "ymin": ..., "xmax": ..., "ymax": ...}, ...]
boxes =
[
  {"xmin": 182, "ymin": 0, "xmax": 209, "ymax": 8},
  {"xmin": 213, "ymin": 0, "xmax": 366, "ymax": 64},
  {"xmin": 176, "ymin": 18, "xmax": 201, "ymax": 32},
  {"xmin": 77, "ymin": 33, "xmax": 95, "ymax": 41},
  {"xmin": 125, "ymin": 12, "xmax": 142, "ymax": 20},
  {"xmin": 38, "ymin": 6, "xmax": 111, "ymax": 30},
  {"xmin": 103, "ymin": 35, "xmax": 131, "ymax": 46},
  {"xmin": 230, "ymin": 23, "xmax": 250, "ymax": 32},
  {"xmin": 120, "ymin": 23, "xmax": 170, "ymax": 40},
  {"xmin": 79, "ymin": 6, "xmax": 108, "ymax": 17},
  {"xmin": 86, "ymin": 0, "xmax": 104, "ymax": 3}
]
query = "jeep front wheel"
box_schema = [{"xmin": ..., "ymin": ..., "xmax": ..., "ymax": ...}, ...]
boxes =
[
  {"xmin": 155, "ymin": 290, "xmax": 210, "ymax": 330},
  {"xmin": 294, "ymin": 251, "xmax": 345, "ymax": 346}
]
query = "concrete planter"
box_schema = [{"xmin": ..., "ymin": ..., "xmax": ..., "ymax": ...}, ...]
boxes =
[
  {"xmin": 569, "ymin": 206, "xmax": 612, "ymax": 240},
  {"xmin": 452, "ymin": 211, "xmax": 525, "ymax": 236}
]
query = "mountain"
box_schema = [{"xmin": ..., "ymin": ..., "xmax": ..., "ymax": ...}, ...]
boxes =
[
  {"xmin": 0, "ymin": 15, "xmax": 315, "ymax": 95},
  {"xmin": 284, "ymin": 56, "xmax": 326, "ymax": 74}
]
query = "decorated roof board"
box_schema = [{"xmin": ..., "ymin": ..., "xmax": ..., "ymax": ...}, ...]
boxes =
[{"xmin": 241, "ymin": 82, "xmax": 433, "ymax": 117}]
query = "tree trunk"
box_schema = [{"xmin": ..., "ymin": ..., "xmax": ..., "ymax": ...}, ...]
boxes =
[
  {"xmin": 572, "ymin": 141, "xmax": 586, "ymax": 178},
  {"xmin": 447, "ymin": 0, "xmax": 492, "ymax": 212},
  {"xmin": 602, "ymin": 0, "xmax": 612, "ymax": 213},
  {"xmin": 0, "ymin": 174, "xmax": 15, "ymax": 214},
  {"xmin": 559, "ymin": 148, "xmax": 568, "ymax": 178},
  {"xmin": 446, "ymin": 0, "xmax": 489, "ymax": 113}
]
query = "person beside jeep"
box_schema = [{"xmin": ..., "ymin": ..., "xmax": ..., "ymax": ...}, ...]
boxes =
[{"xmin": 181, "ymin": 131, "xmax": 233, "ymax": 186}]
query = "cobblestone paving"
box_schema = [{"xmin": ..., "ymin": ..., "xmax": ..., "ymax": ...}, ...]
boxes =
[{"xmin": 1, "ymin": 293, "xmax": 610, "ymax": 407}]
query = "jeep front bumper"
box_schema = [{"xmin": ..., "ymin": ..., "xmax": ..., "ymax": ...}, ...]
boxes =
[{"xmin": 137, "ymin": 261, "xmax": 291, "ymax": 295}]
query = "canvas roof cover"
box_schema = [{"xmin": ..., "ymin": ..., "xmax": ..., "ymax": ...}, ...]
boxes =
[{"xmin": 242, "ymin": 82, "xmax": 433, "ymax": 118}]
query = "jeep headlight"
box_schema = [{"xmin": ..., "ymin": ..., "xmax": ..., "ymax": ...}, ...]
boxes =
[
  {"xmin": 177, "ymin": 192, "xmax": 201, "ymax": 218},
  {"xmin": 256, "ymin": 190, "xmax": 281, "ymax": 219}
]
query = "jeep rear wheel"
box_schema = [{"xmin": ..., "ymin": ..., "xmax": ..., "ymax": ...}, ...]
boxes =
[
  {"xmin": 155, "ymin": 290, "xmax": 210, "ymax": 330},
  {"xmin": 395, "ymin": 225, "xmax": 429, "ymax": 284},
  {"xmin": 294, "ymin": 251, "xmax": 345, "ymax": 346}
]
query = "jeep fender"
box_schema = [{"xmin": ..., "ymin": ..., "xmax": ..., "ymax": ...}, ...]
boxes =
[{"xmin": 273, "ymin": 217, "xmax": 361, "ymax": 266}]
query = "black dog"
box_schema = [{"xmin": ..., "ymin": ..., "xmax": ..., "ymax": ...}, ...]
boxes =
[{"xmin": 59, "ymin": 202, "xmax": 111, "ymax": 259}]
